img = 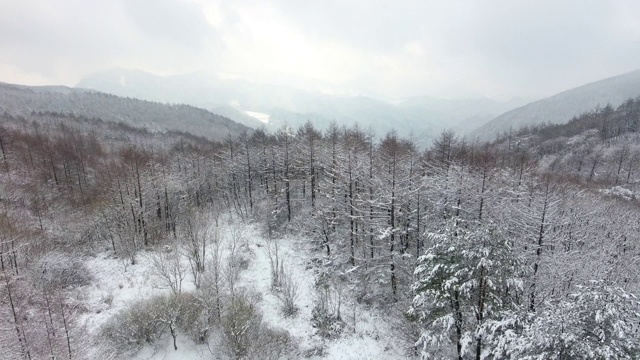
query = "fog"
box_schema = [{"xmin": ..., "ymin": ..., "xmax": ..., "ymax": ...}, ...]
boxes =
[{"xmin": 2, "ymin": 0, "xmax": 639, "ymax": 100}]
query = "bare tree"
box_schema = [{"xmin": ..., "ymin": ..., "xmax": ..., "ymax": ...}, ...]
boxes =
[
  {"xmin": 279, "ymin": 263, "xmax": 300, "ymax": 317},
  {"xmin": 265, "ymin": 236, "xmax": 283, "ymax": 289},
  {"xmin": 197, "ymin": 222, "xmax": 225, "ymax": 338},
  {"xmin": 225, "ymin": 222, "xmax": 247, "ymax": 299},
  {"xmin": 182, "ymin": 208, "xmax": 217, "ymax": 288},
  {"xmin": 152, "ymin": 242, "xmax": 187, "ymax": 296}
]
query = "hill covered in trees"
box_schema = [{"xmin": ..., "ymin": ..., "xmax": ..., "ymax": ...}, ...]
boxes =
[
  {"xmin": 475, "ymin": 68, "xmax": 640, "ymax": 141},
  {"xmin": 0, "ymin": 82, "xmax": 249, "ymax": 142},
  {"xmin": 1, "ymin": 93, "xmax": 640, "ymax": 359}
]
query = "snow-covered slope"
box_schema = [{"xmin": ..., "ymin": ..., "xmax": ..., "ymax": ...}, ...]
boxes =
[
  {"xmin": 0, "ymin": 82, "xmax": 249, "ymax": 142},
  {"xmin": 474, "ymin": 69, "xmax": 640, "ymax": 141}
]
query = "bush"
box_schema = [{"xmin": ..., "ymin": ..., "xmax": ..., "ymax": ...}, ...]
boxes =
[
  {"xmin": 100, "ymin": 293, "xmax": 205, "ymax": 355},
  {"xmin": 35, "ymin": 252, "xmax": 92, "ymax": 289},
  {"xmin": 280, "ymin": 264, "xmax": 300, "ymax": 317},
  {"xmin": 222, "ymin": 289, "xmax": 296, "ymax": 358},
  {"xmin": 311, "ymin": 272, "xmax": 344, "ymax": 339},
  {"xmin": 100, "ymin": 297, "xmax": 166, "ymax": 355},
  {"xmin": 171, "ymin": 292, "xmax": 207, "ymax": 344},
  {"xmin": 222, "ymin": 291, "xmax": 262, "ymax": 358},
  {"xmin": 249, "ymin": 325, "xmax": 295, "ymax": 360}
]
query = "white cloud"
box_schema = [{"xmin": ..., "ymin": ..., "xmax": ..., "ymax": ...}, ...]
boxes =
[{"xmin": 1, "ymin": 0, "xmax": 639, "ymax": 99}]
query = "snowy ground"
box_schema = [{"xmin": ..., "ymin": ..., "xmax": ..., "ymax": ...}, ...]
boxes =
[
  {"xmin": 245, "ymin": 233, "xmax": 407, "ymax": 359},
  {"xmin": 79, "ymin": 221, "xmax": 410, "ymax": 359}
]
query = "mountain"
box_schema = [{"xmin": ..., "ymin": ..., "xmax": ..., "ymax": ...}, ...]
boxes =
[
  {"xmin": 0, "ymin": 82, "xmax": 249, "ymax": 142},
  {"xmin": 77, "ymin": 68, "xmax": 528, "ymax": 143},
  {"xmin": 474, "ymin": 69, "xmax": 640, "ymax": 141},
  {"xmin": 397, "ymin": 96, "xmax": 527, "ymax": 137}
]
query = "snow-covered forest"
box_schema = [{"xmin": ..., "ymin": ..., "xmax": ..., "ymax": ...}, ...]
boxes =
[
  {"xmin": 2, "ymin": 96, "xmax": 640, "ymax": 359},
  {"xmin": 0, "ymin": 83, "xmax": 249, "ymax": 142}
]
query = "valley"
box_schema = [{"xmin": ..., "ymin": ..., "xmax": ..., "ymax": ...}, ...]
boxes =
[
  {"xmin": 3, "ymin": 1, "xmax": 640, "ymax": 358},
  {"xmin": 1, "ymin": 92, "xmax": 640, "ymax": 358}
]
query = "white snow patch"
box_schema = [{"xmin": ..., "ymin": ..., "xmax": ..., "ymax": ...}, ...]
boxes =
[
  {"xmin": 79, "ymin": 219, "xmax": 409, "ymax": 359},
  {"xmin": 600, "ymin": 186, "xmax": 635, "ymax": 201},
  {"xmin": 243, "ymin": 231, "xmax": 408, "ymax": 359},
  {"xmin": 245, "ymin": 110, "xmax": 270, "ymax": 124},
  {"xmin": 80, "ymin": 251, "xmax": 165, "ymax": 333},
  {"xmin": 133, "ymin": 334, "xmax": 208, "ymax": 360}
]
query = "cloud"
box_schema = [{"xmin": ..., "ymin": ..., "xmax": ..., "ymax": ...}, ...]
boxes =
[
  {"xmin": 120, "ymin": 0, "xmax": 216, "ymax": 51},
  {"xmin": 0, "ymin": 0, "xmax": 639, "ymax": 99},
  {"xmin": 0, "ymin": 0, "xmax": 221, "ymax": 84},
  {"xmin": 0, "ymin": 1, "xmax": 126, "ymax": 79}
]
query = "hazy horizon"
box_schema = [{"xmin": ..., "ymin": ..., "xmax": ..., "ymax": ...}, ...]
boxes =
[{"xmin": 2, "ymin": 0, "xmax": 640, "ymax": 101}]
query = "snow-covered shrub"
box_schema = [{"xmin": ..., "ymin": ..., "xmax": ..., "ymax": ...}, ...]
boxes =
[
  {"xmin": 247, "ymin": 325, "xmax": 295, "ymax": 360},
  {"xmin": 220, "ymin": 287, "xmax": 295, "ymax": 358},
  {"xmin": 302, "ymin": 344, "xmax": 326, "ymax": 358},
  {"xmin": 311, "ymin": 272, "xmax": 345, "ymax": 339},
  {"xmin": 35, "ymin": 252, "xmax": 92, "ymax": 289},
  {"xmin": 100, "ymin": 293, "xmax": 205, "ymax": 355},
  {"xmin": 279, "ymin": 263, "xmax": 300, "ymax": 317},
  {"xmin": 100, "ymin": 296, "xmax": 166, "ymax": 355},
  {"xmin": 166, "ymin": 292, "xmax": 205, "ymax": 347},
  {"xmin": 222, "ymin": 290, "xmax": 263, "ymax": 358}
]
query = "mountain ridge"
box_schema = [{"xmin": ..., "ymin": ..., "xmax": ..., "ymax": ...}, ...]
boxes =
[
  {"xmin": 474, "ymin": 68, "xmax": 640, "ymax": 140},
  {"xmin": 77, "ymin": 68, "xmax": 528, "ymax": 143},
  {"xmin": 0, "ymin": 81, "xmax": 249, "ymax": 142}
]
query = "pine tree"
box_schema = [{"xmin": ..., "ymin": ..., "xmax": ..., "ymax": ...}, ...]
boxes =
[{"xmin": 411, "ymin": 220, "xmax": 524, "ymax": 360}]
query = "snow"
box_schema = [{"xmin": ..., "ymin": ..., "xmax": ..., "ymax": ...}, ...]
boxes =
[
  {"xmin": 239, "ymin": 227, "xmax": 410, "ymax": 359},
  {"xmin": 241, "ymin": 234, "xmax": 317, "ymax": 346},
  {"xmin": 239, "ymin": 228, "xmax": 408, "ymax": 359},
  {"xmin": 245, "ymin": 110, "xmax": 271, "ymax": 124},
  {"xmin": 600, "ymin": 186, "xmax": 635, "ymax": 201},
  {"xmin": 81, "ymin": 251, "xmax": 164, "ymax": 333},
  {"xmin": 78, "ymin": 220, "xmax": 410, "ymax": 359},
  {"xmin": 133, "ymin": 334, "xmax": 207, "ymax": 360}
]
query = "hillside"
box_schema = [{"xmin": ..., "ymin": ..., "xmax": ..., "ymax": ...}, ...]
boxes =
[
  {"xmin": 490, "ymin": 95, "xmax": 640, "ymax": 189},
  {"xmin": 0, "ymin": 82, "xmax": 249, "ymax": 142},
  {"xmin": 1, "ymin": 98, "xmax": 640, "ymax": 358},
  {"xmin": 475, "ymin": 68, "xmax": 640, "ymax": 140},
  {"xmin": 77, "ymin": 68, "xmax": 527, "ymax": 142}
]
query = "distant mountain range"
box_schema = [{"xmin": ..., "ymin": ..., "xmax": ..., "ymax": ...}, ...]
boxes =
[
  {"xmin": 0, "ymin": 82, "xmax": 248, "ymax": 142},
  {"xmin": 475, "ymin": 69, "xmax": 640, "ymax": 141},
  {"xmin": 4, "ymin": 67, "xmax": 637, "ymax": 145},
  {"xmin": 77, "ymin": 68, "xmax": 528, "ymax": 144}
]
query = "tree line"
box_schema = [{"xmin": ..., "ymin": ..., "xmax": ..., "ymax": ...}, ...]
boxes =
[{"xmin": 0, "ymin": 102, "xmax": 639, "ymax": 358}]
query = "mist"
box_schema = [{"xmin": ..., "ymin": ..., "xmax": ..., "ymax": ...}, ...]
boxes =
[{"xmin": 2, "ymin": 0, "xmax": 639, "ymax": 100}]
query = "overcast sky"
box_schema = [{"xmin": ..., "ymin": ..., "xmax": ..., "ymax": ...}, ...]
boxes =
[{"xmin": 1, "ymin": 0, "xmax": 639, "ymax": 100}]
